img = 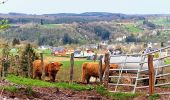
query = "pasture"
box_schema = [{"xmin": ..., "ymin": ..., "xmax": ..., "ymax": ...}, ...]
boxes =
[
  {"xmin": 1, "ymin": 45, "xmax": 170, "ymax": 100},
  {"xmin": 150, "ymin": 18, "xmax": 170, "ymax": 26},
  {"xmin": 44, "ymin": 55, "xmax": 92, "ymax": 82},
  {"xmin": 123, "ymin": 24, "xmax": 143, "ymax": 33}
]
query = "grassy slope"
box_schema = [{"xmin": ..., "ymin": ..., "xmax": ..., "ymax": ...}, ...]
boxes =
[{"xmin": 4, "ymin": 75, "xmax": 138, "ymax": 100}]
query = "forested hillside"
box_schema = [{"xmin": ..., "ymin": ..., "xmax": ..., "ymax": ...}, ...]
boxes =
[{"xmin": 0, "ymin": 12, "xmax": 170, "ymax": 46}]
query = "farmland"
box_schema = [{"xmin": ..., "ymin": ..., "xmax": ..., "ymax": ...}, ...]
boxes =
[{"xmin": 2, "ymin": 12, "xmax": 170, "ymax": 99}]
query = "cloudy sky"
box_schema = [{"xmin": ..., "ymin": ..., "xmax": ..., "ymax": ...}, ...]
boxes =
[{"xmin": 0, "ymin": 0, "xmax": 170, "ymax": 14}]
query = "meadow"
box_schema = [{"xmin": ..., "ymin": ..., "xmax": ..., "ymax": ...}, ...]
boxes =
[{"xmin": 44, "ymin": 55, "xmax": 93, "ymax": 82}]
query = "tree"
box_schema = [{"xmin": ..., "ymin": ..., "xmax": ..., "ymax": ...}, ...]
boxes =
[
  {"xmin": 125, "ymin": 34, "xmax": 136, "ymax": 42},
  {"xmin": 40, "ymin": 19, "xmax": 44, "ymax": 25},
  {"xmin": 1, "ymin": 43, "xmax": 10, "ymax": 77},
  {"xmin": 0, "ymin": 18, "xmax": 9, "ymax": 77},
  {"xmin": 12, "ymin": 38, "xmax": 20, "ymax": 46},
  {"xmin": 0, "ymin": 0, "xmax": 8, "ymax": 4},
  {"xmin": 20, "ymin": 44, "xmax": 39, "ymax": 77},
  {"xmin": 0, "ymin": 19, "xmax": 9, "ymax": 30},
  {"xmin": 143, "ymin": 20, "xmax": 156, "ymax": 29},
  {"xmin": 63, "ymin": 33, "xmax": 73, "ymax": 44},
  {"xmin": 94, "ymin": 26, "xmax": 110, "ymax": 40}
]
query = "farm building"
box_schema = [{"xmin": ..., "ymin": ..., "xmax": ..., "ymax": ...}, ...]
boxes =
[
  {"xmin": 52, "ymin": 47, "xmax": 67, "ymax": 56},
  {"xmin": 74, "ymin": 50, "xmax": 95, "ymax": 58}
]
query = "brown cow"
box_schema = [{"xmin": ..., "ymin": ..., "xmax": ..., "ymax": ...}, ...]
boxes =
[
  {"xmin": 44, "ymin": 61, "xmax": 62, "ymax": 82},
  {"xmin": 32, "ymin": 60, "xmax": 62, "ymax": 82},
  {"xmin": 82, "ymin": 62, "xmax": 118, "ymax": 84}
]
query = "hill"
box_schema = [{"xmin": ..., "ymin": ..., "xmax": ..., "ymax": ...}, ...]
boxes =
[{"xmin": 1, "ymin": 12, "xmax": 170, "ymax": 46}]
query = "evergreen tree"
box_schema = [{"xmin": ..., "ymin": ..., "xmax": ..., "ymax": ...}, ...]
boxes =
[
  {"xmin": 40, "ymin": 19, "xmax": 44, "ymax": 25},
  {"xmin": 1, "ymin": 43, "xmax": 10, "ymax": 77},
  {"xmin": 20, "ymin": 44, "xmax": 39, "ymax": 77},
  {"xmin": 12, "ymin": 38, "xmax": 20, "ymax": 46},
  {"xmin": 63, "ymin": 33, "xmax": 73, "ymax": 44}
]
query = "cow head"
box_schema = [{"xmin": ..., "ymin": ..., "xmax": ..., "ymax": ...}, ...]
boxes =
[{"xmin": 50, "ymin": 62, "xmax": 63, "ymax": 71}]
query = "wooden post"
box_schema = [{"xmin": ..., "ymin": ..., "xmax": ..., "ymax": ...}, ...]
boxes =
[
  {"xmin": 70, "ymin": 53, "xmax": 74, "ymax": 83},
  {"xmin": 40, "ymin": 53, "xmax": 44, "ymax": 80},
  {"xmin": 93, "ymin": 53, "xmax": 97, "ymax": 62},
  {"xmin": 98, "ymin": 55, "xmax": 103, "ymax": 84},
  {"xmin": 148, "ymin": 54, "xmax": 155, "ymax": 95},
  {"xmin": 28, "ymin": 54, "xmax": 31, "ymax": 77},
  {"xmin": 2, "ymin": 58, "xmax": 5, "ymax": 78},
  {"xmin": 0, "ymin": 60, "xmax": 1, "ymax": 78},
  {"xmin": 104, "ymin": 53, "xmax": 110, "ymax": 87},
  {"xmin": 15, "ymin": 55, "xmax": 20, "ymax": 76}
]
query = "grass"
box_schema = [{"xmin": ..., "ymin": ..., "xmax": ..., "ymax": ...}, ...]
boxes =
[
  {"xmin": 5, "ymin": 75, "xmax": 139, "ymax": 99},
  {"xmin": 0, "ymin": 86, "xmax": 18, "ymax": 92},
  {"xmin": 96, "ymin": 85, "xmax": 139, "ymax": 100},
  {"xmin": 164, "ymin": 58, "xmax": 170, "ymax": 64},
  {"xmin": 123, "ymin": 24, "xmax": 143, "ymax": 33},
  {"xmin": 6, "ymin": 75, "xmax": 56, "ymax": 87},
  {"xmin": 55, "ymin": 82, "xmax": 94, "ymax": 91},
  {"xmin": 6, "ymin": 74, "xmax": 93, "ymax": 91},
  {"xmin": 57, "ymin": 60, "xmax": 92, "ymax": 81},
  {"xmin": 150, "ymin": 18, "xmax": 170, "ymax": 26},
  {"xmin": 148, "ymin": 94, "xmax": 160, "ymax": 100},
  {"xmin": 41, "ymin": 24, "xmax": 62, "ymax": 28}
]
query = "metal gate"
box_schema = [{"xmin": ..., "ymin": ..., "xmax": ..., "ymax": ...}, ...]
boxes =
[{"xmin": 108, "ymin": 46, "xmax": 170, "ymax": 94}]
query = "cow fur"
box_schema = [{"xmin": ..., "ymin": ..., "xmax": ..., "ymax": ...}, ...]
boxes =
[
  {"xmin": 32, "ymin": 60, "xmax": 62, "ymax": 82},
  {"xmin": 82, "ymin": 62, "xmax": 118, "ymax": 84}
]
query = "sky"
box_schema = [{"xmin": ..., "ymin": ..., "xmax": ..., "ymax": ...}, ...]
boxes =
[{"xmin": 0, "ymin": 0, "xmax": 170, "ymax": 14}]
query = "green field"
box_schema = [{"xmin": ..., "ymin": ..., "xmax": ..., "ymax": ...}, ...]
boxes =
[
  {"xmin": 123, "ymin": 24, "xmax": 143, "ymax": 33},
  {"xmin": 57, "ymin": 60, "xmax": 92, "ymax": 81},
  {"xmin": 150, "ymin": 18, "xmax": 170, "ymax": 26},
  {"xmin": 41, "ymin": 24, "xmax": 62, "ymax": 28}
]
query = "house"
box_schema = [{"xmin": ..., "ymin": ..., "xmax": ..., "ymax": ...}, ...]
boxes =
[
  {"xmin": 74, "ymin": 50, "xmax": 95, "ymax": 58},
  {"xmin": 52, "ymin": 47, "xmax": 66, "ymax": 56}
]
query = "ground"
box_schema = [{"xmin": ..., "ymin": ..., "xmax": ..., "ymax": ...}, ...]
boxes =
[
  {"xmin": 1, "ymin": 79, "xmax": 170, "ymax": 100},
  {"xmin": 1, "ymin": 87, "xmax": 110, "ymax": 100},
  {"xmin": 0, "ymin": 79, "xmax": 111, "ymax": 100}
]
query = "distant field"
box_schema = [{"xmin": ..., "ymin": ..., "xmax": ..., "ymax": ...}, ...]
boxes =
[
  {"xmin": 123, "ymin": 24, "xmax": 143, "ymax": 33},
  {"xmin": 150, "ymin": 18, "xmax": 170, "ymax": 26},
  {"xmin": 41, "ymin": 24, "xmax": 63, "ymax": 28}
]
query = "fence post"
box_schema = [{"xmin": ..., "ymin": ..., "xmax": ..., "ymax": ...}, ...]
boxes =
[
  {"xmin": 70, "ymin": 53, "xmax": 74, "ymax": 83},
  {"xmin": 15, "ymin": 55, "xmax": 20, "ymax": 76},
  {"xmin": 40, "ymin": 53, "xmax": 44, "ymax": 80},
  {"xmin": 148, "ymin": 54, "xmax": 155, "ymax": 95},
  {"xmin": 2, "ymin": 58, "xmax": 5, "ymax": 78},
  {"xmin": 98, "ymin": 55, "xmax": 103, "ymax": 84},
  {"xmin": 28, "ymin": 54, "xmax": 31, "ymax": 78},
  {"xmin": 104, "ymin": 53, "xmax": 110, "ymax": 87},
  {"xmin": 93, "ymin": 53, "xmax": 97, "ymax": 62}
]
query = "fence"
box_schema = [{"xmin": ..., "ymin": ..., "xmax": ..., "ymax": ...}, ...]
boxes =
[
  {"xmin": 1, "ymin": 45, "xmax": 170, "ymax": 95},
  {"xmin": 107, "ymin": 46, "xmax": 170, "ymax": 95}
]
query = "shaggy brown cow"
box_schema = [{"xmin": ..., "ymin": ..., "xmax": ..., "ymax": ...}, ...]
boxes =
[
  {"xmin": 82, "ymin": 62, "xmax": 118, "ymax": 84},
  {"xmin": 33, "ymin": 60, "xmax": 62, "ymax": 82},
  {"xmin": 44, "ymin": 61, "xmax": 62, "ymax": 82}
]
